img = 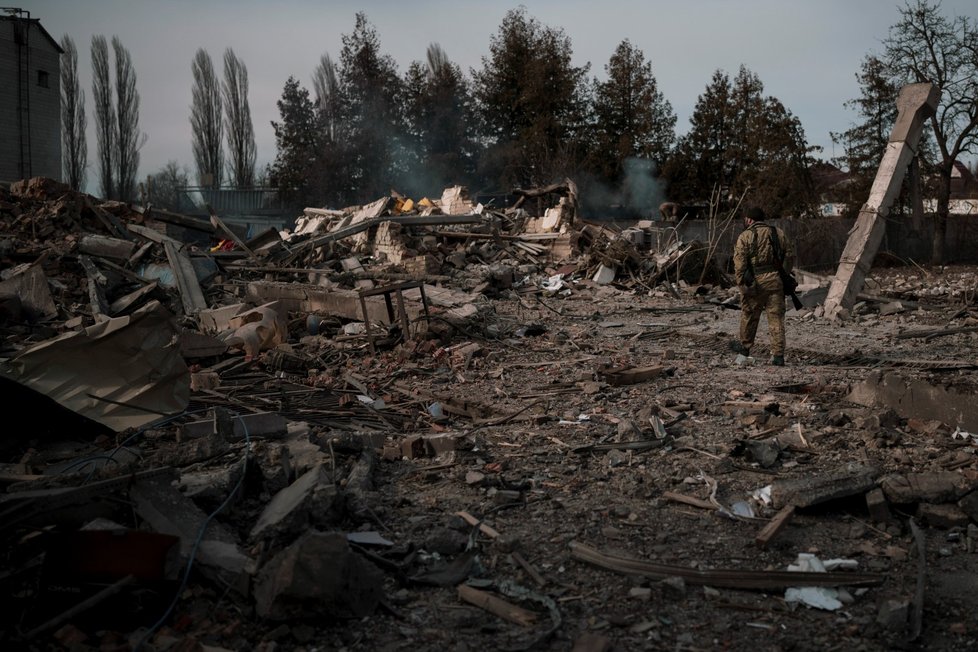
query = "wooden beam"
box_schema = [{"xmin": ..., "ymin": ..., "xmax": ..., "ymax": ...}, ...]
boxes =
[
  {"xmin": 163, "ymin": 241, "xmax": 207, "ymax": 314},
  {"xmin": 754, "ymin": 505, "xmax": 796, "ymax": 548},
  {"xmin": 457, "ymin": 585, "xmax": 538, "ymax": 627}
]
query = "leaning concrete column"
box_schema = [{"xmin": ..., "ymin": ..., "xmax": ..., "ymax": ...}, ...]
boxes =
[{"xmin": 822, "ymin": 83, "xmax": 939, "ymax": 318}]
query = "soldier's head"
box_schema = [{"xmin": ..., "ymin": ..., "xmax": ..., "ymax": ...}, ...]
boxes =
[{"xmin": 743, "ymin": 206, "xmax": 765, "ymax": 227}]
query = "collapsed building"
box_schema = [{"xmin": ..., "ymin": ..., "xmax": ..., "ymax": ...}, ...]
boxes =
[{"xmin": 1, "ymin": 165, "xmax": 978, "ymax": 651}]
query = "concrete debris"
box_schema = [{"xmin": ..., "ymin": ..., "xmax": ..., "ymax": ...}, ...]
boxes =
[
  {"xmin": 249, "ymin": 464, "xmax": 342, "ymax": 542},
  {"xmin": 254, "ymin": 531, "xmax": 384, "ymax": 620},
  {"xmin": 4, "ymin": 173, "xmax": 978, "ymax": 650}
]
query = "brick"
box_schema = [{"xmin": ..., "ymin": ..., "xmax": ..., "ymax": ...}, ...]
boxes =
[{"xmin": 865, "ymin": 488, "xmax": 892, "ymax": 523}]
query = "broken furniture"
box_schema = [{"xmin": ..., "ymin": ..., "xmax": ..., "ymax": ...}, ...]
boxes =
[{"xmin": 357, "ymin": 281, "xmax": 431, "ymax": 352}]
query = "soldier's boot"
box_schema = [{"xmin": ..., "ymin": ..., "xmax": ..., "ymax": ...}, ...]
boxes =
[
  {"xmin": 729, "ymin": 340, "xmax": 750, "ymax": 356},
  {"xmin": 770, "ymin": 355, "xmax": 785, "ymax": 366}
]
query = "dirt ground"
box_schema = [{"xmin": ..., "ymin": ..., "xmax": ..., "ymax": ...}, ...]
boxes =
[
  {"xmin": 5, "ymin": 259, "xmax": 978, "ymax": 652},
  {"xmin": 305, "ymin": 265, "xmax": 977, "ymax": 652}
]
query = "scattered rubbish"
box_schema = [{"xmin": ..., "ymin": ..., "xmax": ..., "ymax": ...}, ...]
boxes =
[
  {"xmin": 2, "ymin": 172, "xmax": 976, "ymax": 649},
  {"xmin": 785, "ymin": 554, "xmax": 860, "ymax": 611}
]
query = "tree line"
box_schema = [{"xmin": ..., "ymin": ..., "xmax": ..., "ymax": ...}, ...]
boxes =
[
  {"xmin": 59, "ymin": 36, "xmax": 258, "ymax": 206},
  {"xmin": 59, "ymin": 2, "xmax": 977, "ymax": 262}
]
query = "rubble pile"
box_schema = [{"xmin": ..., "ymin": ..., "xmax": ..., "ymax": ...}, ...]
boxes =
[{"xmin": 1, "ymin": 177, "xmax": 978, "ymax": 651}]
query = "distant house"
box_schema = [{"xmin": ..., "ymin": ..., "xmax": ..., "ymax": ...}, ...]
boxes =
[
  {"xmin": 810, "ymin": 161, "xmax": 852, "ymax": 217},
  {"xmin": 811, "ymin": 159, "xmax": 978, "ymax": 216},
  {"xmin": 951, "ymin": 160, "xmax": 977, "ymax": 199},
  {"xmin": 0, "ymin": 12, "xmax": 63, "ymax": 183}
]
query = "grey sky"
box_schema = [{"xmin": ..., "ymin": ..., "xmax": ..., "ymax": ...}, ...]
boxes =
[{"xmin": 24, "ymin": 0, "xmax": 978, "ymax": 193}]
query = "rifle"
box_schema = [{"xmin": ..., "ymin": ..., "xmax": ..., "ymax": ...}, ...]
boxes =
[{"xmin": 769, "ymin": 230, "xmax": 802, "ymax": 310}]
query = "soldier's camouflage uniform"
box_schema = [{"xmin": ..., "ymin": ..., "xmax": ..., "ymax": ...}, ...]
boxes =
[{"xmin": 733, "ymin": 221, "xmax": 794, "ymax": 356}]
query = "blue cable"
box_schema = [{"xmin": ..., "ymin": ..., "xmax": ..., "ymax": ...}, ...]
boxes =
[{"xmin": 134, "ymin": 413, "xmax": 251, "ymax": 651}]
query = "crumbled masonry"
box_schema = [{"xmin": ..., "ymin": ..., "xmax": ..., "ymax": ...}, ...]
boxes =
[{"xmin": 2, "ymin": 176, "xmax": 978, "ymax": 650}]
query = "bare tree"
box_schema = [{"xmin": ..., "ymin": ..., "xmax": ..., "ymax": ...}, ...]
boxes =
[
  {"xmin": 148, "ymin": 160, "xmax": 190, "ymax": 211},
  {"xmin": 91, "ymin": 35, "xmax": 115, "ymax": 199},
  {"xmin": 312, "ymin": 52, "xmax": 341, "ymax": 141},
  {"xmin": 60, "ymin": 34, "xmax": 87, "ymax": 190},
  {"xmin": 883, "ymin": 0, "xmax": 978, "ymax": 264},
  {"xmin": 112, "ymin": 36, "xmax": 144, "ymax": 201},
  {"xmin": 222, "ymin": 48, "xmax": 256, "ymax": 187},
  {"xmin": 191, "ymin": 49, "xmax": 223, "ymax": 188}
]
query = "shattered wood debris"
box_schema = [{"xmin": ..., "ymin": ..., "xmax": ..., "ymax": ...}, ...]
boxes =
[{"xmin": 3, "ymin": 174, "xmax": 978, "ymax": 650}]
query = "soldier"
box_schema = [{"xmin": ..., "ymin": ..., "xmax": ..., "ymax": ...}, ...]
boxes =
[{"xmin": 731, "ymin": 207, "xmax": 794, "ymax": 366}]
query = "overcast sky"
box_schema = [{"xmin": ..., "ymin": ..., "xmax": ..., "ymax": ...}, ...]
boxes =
[{"xmin": 25, "ymin": 0, "xmax": 978, "ymax": 194}]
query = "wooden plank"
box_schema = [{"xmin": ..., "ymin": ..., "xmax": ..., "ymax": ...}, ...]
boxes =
[
  {"xmin": 109, "ymin": 281, "xmax": 158, "ymax": 316},
  {"xmin": 600, "ymin": 365, "xmax": 672, "ymax": 387},
  {"xmin": 208, "ymin": 206, "xmax": 259, "ymax": 262},
  {"xmin": 163, "ymin": 241, "xmax": 207, "ymax": 314},
  {"xmin": 78, "ymin": 255, "xmax": 110, "ymax": 318},
  {"xmin": 457, "ymin": 584, "xmax": 538, "ymax": 627},
  {"xmin": 455, "ymin": 510, "xmax": 500, "ymax": 539},
  {"xmin": 127, "ymin": 223, "xmax": 182, "ymax": 246},
  {"xmin": 512, "ymin": 551, "xmax": 547, "ymax": 587},
  {"xmin": 662, "ymin": 491, "xmax": 717, "ymax": 512},
  {"xmin": 78, "ymin": 234, "xmax": 137, "ymax": 261},
  {"xmin": 755, "ymin": 505, "xmax": 796, "ymax": 548}
]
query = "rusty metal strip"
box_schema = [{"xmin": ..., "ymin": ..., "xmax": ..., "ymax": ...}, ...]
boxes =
[{"xmin": 569, "ymin": 541, "xmax": 884, "ymax": 590}]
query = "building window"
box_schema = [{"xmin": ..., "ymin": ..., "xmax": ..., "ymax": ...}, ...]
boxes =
[{"xmin": 37, "ymin": 70, "xmax": 49, "ymax": 88}]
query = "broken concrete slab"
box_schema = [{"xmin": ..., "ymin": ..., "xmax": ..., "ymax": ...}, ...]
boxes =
[
  {"xmin": 592, "ymin": 264, "xmax": 616, "ymax": 285},
  {"xmin": 130, "ymin": 474, "xmax": 250, "ymax": 594},
  {"xmin": 880, "ymin": 472, "xmax": 975, "ymax": 504},
  {"xmin": 254, "ymin": 530, "xmax": 383, "ymax": 620},
  {"xmin": 178, "ymin": 463, "xmax": 245, "ymax": 505},
  {"xmin": 822, "ymin": 83, "xmax": 939, "ymax": 317},
  {"xmin": 0, "ymin": 262, "xmax": 58, "ymax": 322},
  {"xmin": 249, "ymin": 464, "xmax": 342, "ymax": 541},
  {"xmin": 771, "ymin": 465, "xmax": 879, "ymax": 509},
  {"xmin": 958, "ymin": 491, "xmax": 978, "ymax": 523},
  {"xmin": 847, "ymin": 371, "xmax": 978, "ymax": 433},
  {"xmin": 246, "ymin": 281, "xmax": 423, "ymax": 325},
  {"xmin": 78, "ymin": 234, "xmax": 137, "ymax": 261},
  {"xmin": 916, "ymin": 503, "xmax": 971, "ymax": 529}
]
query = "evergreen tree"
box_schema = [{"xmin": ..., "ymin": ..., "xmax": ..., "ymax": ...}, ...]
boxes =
[
  {"xmin": 592, "ymin": 39, "xmax": 675, "ymax": 180},
  {"xmin": 830, "ymin": 55, "xmax": 901, "ymax": 215},
  {"xmin": 337, "ymin": 12, "xmax": 405, "ymax": 201},
  {"xmin": 309, "ymin": 53, "xmax": 352, "ymax": 207},
  {"xmin": 472, "ymin": 7, "xmax": 590, "ymax": 189},
  {"xmin": 664, "ymin": 66, "xmax": 816, "ymax": 218},
  {"xmin": 269, "ymin": 77, "xmax": 321, "ymax": 208},
  {"xmin": 402, "ymin": 44, "xmax": 479, "ymax": 196},
  {"xmin": 590, "ymin": 39, "xmax": 675, "ymax": 213}
]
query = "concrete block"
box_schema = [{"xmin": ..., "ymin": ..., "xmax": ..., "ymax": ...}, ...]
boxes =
[
  {"xmin": 249, "ymin": 465, "xmax": 342, "ymax": 541},
  {"xmin": 254, "ymin": 531, "xmax": 383, "ymax": 620},
  {"xmin": 916, "ymin": 503, "xmax": 971, "ymax": 529},
  {"xmin": 592, "ymin": 264, "xmax": 616, "ymax": 285}
]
